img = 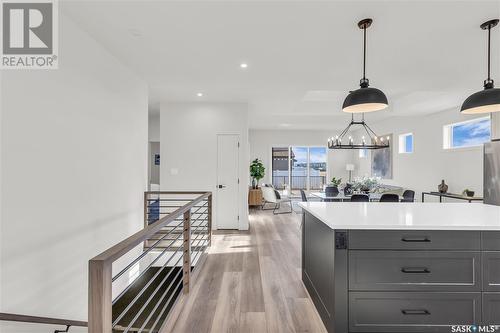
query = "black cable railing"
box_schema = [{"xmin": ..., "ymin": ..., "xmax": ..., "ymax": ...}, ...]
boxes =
[{"xmin": 89, "ymin": 191, "xmax": 212, "ymax": 333}]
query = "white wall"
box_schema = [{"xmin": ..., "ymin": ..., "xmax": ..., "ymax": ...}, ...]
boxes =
[
  {"xmin": 249, "ymin": 129, "xmax": 355, "ymax": 186},
  {"xmin": 0, "ymin": 13, "xmax": 148, "ymax": 330},
  {"xmin": 492, "ymin": 113, "xmax": 500, "ymax": 140},
  {"xmin": 149, "ymin": 113, "xmax": 160, "ymax": 142},
  {"xmin": 160, "ymin": 102, "xmax": 249, "ymax": 230},
  {"xmin": 353, "ymin": 109, "xmax": 486, "ymax": 200}
]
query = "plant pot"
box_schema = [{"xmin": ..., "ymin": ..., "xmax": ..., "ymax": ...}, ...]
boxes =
[
  {"xmin": 325, "ymin": 186, "xmax": 339, "ymax": 197},
  {"xmin": 251, "ymin": 179, "xmax": 256, "ymax": 189},
  {"xmin": 464, "ymin": 190, "xmax": 475, "ymax": 197}
]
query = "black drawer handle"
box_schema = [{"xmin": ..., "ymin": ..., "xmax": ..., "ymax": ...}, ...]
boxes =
[
  {"xmin": 401, "ymin": 237, "xmax": 431, "ymax": 243},
  {"xmin": 401, "ymin": 267, "xmax": 431, "ymax": 274},
  {"xmin": 401, "ymin": 309, "xmax": 431, "ymax": 315}
]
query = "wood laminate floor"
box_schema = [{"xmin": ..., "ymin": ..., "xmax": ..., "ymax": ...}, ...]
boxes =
[{"xmin": 164, "ymin": 208, "xmax": 327, "ymax": 333}]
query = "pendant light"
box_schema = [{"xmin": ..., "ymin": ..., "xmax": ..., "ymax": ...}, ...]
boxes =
[
  {"xmin": 461, "ymin": 19, "xmax": 500, "ymax": 114},
  {"xmin": 343, "ymin": 18, "xmax": 388, "ymax": 113}
]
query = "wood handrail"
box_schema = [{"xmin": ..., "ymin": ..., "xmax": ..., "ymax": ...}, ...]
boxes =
[
  {"xmin": 145, "ymin": 191, "xmax": 209, "ymax": 195},
  {"xmin": 90, "ymin": 191, "xmax": 211, "ymax": 264},
  {"xmin": 0, "ymin": 312, "xmax": 87, "ymax": 327}
]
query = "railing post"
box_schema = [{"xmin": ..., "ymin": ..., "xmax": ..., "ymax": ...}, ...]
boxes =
[
  {"xmin": 88, "ymin": 259, "xmax": 112, "ymax": 333},
  {"xmin": 143, "ymin": 191, "xmax": 148, "ymax": 228},
  {"xmin": 207, "ymin": 195, "xmax": 212, "ymax": 247},
  {"xmin": 183, "ymin": 210, "xmax": 191, "ymax": 294}
]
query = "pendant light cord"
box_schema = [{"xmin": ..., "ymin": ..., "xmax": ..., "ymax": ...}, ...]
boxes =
[
  {"xmin": 363, "ymin": 26, "xmax": 367, "ymax": 80},
  {"xmin": 488, "ymin": 25, "xmax": 491, "ymax": 81}
]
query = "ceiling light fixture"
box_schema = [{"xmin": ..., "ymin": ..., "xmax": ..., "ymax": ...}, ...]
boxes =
[
  {"xmin": 197, "ymin": 92, "xmax": 203, "ymax": 97},
  {"xmin": 461, "ymin": 19, "xmax": 500, "ymax": 114},
  {"xmin": 328, "ymin": 113, "xmax": 389, "ymax": 150},
  {"xmin": 342, "ymin": 18, "xmax": 388, "ymax": 113},
  {"xmin": 240, "ymin": 63, "xmax": 248, "ymax": 69}
]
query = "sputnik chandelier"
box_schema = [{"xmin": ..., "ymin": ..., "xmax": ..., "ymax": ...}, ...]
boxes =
[{"xmin": 328, "ymin": 113, "xmax": 389, "ymax": 150}]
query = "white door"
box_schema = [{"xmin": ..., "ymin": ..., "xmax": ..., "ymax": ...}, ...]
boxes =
[{"xmin": 216, "ymin": 134, "xmax": 240, "ymax": 229}]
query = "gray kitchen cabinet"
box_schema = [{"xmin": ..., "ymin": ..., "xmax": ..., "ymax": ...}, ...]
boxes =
[
  {"xmin": 301, "ymin": 211, "xmax": 500, "ymax": 333},
  {"xmin": 349, "ymin": 251, "xmax": 481, "ymax": 291},
  {"xmin": 349, "ymin": 292, "xmax": 481, "ymax": 332},
  {"xmin": 483, "ymin": 293, "xmax": 500, "ymax": 325}
]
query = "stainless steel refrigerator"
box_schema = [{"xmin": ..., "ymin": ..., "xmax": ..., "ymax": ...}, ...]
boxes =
[{"xmin": 484, "ymin": 140, "xmax": 500, "ymax": 205}]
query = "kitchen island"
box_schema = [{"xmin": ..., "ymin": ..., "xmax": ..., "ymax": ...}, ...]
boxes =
[{"xmin": 299, "ymin": 202, "xmax": 500, "ymax": 333}]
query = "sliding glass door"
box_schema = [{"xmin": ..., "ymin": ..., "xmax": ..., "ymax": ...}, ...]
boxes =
[
  {"xmin": 308, "ymin": 147, "xmax": 327, "ymax": 190},
  {"xmin": 272, "ymin": 146, "xmax": 327, "ymax": 192},
  {"xmin": 291, "ymin": 147, "xmax": 308, "ymax": 190},
  {"xmin": 271, "ymin": 147, "xmax": 290, "ymax": 189}
]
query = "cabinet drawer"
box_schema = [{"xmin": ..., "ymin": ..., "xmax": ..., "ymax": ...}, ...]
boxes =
[
  {"xmin": 349, "ymin": 292, "xmax": 481, "ymax": 332},
  {"xmin": 483, "ymin": 252, "xmax": 500, "ymax": 291},
  {"xmin": 482, "ymin": 232, "xmax": 500, "ymax": 250},
  {"xmin": 349, "ymin": 230, "xmax": 480, "ymax": 250},
  {"xmin": 349, "ymin": 251, "xmax": 481, "ymax": 291},
  {"xmin": 483, "ymin": 293, "xmax": 500, "ymax": 325}
]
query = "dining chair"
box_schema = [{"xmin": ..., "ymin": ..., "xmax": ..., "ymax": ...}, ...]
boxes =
[
  {"xmin": 350, "ymin": 194, "xmax": 369, "ymax": 202},
  {"xmin": 379, "ymin": 193, "xmax": 400, "ymax": 202},
  {"xmin": 402, "ymin": 190, "xmax": 415, "ymax": 202},
  {"xmin": 300, "ymin": 189, "xmax": 308, "ymax": 202},
  {"xmin": 261, "ymin": 186, "xmax": 292, "ymax": 214}
]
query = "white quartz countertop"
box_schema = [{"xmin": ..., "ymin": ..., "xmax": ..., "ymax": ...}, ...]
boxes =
[{"xmin": 298, "ymin": 202, "xmax": 500, "ymax": 230}]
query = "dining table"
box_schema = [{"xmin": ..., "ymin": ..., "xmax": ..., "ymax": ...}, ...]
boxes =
[{"xmin": 310, "ymin": 191, "xmax": 388, "ymax": 202}]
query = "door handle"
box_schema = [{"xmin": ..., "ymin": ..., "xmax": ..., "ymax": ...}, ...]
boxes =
[
  {"xmin": 218, "ymin": 185, "xmax": 227, "ymax": 189},
  {"xmin": 401, "ymin": 309, "xmax": 431, "ymax": 315},
  {"xmin": 401, "ymin": 267, "xmax": 431, "ymax": 274}
]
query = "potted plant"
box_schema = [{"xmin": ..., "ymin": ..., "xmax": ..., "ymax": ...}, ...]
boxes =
[
  {"xmin": 250, "ymin": 159, "xmax": 265, "ymax": 189},
  {"xmin": 326, "ymin": 177, "xmax": 342, "ymax": 196}
]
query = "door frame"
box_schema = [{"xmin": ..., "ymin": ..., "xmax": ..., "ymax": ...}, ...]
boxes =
[{"xmin": 215, "ymin": 133, "xmax": 241, "ymax": 230}]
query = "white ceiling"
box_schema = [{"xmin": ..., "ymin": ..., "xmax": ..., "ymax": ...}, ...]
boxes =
[{"xmin": 62, "ymin": 0, "xmax": 500, "ymax": 130}]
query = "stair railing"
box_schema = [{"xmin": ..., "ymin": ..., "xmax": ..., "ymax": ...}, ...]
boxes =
[
  {"xmin": 0, "ymin": 312, "xmax": 87, "ymax": 332},
  {"xmin": 89, "ymin": 191, "xmax": 212, "ymax": 333}
]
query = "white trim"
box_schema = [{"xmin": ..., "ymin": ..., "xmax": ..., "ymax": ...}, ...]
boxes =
[{"xmin": 398, "ymin": 132, "xmax": 414, "ymax": 154}]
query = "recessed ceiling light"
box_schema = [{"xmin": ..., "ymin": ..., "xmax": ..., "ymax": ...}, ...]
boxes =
[
  {"xmin": 280, "ymin": 123, "xmax": 291, "ymax": 127},
  {"xmin": 240, "ymin": 63, "xmax": 248, "ymax": 69},
  {"xmin": 197, "ymin": 93, "xmax": 203, "ymax": 97}
]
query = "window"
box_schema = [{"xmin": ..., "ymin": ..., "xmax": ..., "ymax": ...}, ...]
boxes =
[
  {"xmin": 399, "ymin": 133, "xmax": 413, "ymax": 154},
  {"xmin": 271, "ymin": 147, "xmax": 289, "ymax": 189},
  {"xmin": 271, "ymin": 146, "xmax": 327, "ymax": 191},
  {"xmin": 308, "ymin": 147, "xmax": 327, "ymax": 190},
  {"xmin": 443, "ymin": 117, "xmax": 491, "ymax": 149},
  {"xmin": 359, "ymin": 149, "xmax": 368, "ymax": 158},
  {"xmin": 291, "ymin": 146, "xmax": 308, "ymax": 190}
]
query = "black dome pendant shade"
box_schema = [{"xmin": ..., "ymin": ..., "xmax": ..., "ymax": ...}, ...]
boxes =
[
  {"xmin": 461, "ymin": 19, "xmax": 500, "ymax": 114},
  {"xmin": 343, "ymin": 18, "xmax": 388, "ymax": 113}
]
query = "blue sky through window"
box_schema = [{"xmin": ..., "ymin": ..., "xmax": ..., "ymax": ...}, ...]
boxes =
[
  {"xmin": 405, "ymin": 134, "xmax": 413, "ymax": 153},
  {"xmin": 452, "ymin": 118, "xmax": 490, "ymax": 148},
  {"xmin": 292, "ymin": 147, "xmax": 308, "ymax": 166},
  {"xmin": 309, "ymin": 147, "xmax": 327, "ymax": 163}
]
